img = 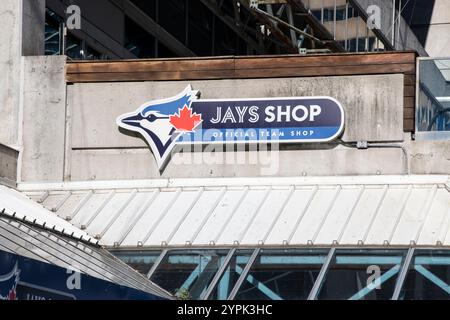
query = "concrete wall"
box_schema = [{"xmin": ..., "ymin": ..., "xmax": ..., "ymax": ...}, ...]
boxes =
[
  {"xmin": 0, "ymin": 0, "xmax": 45, "ymax": 148},
  {"xmin": 21, "ymin": 56, "xmax": 67, "ymax": 182},
  {"xmin": 22, "ymin": 0, "xmax": 45, "ymax": 56},
  {"xmin": 0, "ymin": 144, "xmax": 18, "ymax": 187},
  {"xmin": 63, "ymin": 74, "xmax": 406, "ymax": 180},
  {"xmin": 13, "ymin": 59, "xmax": 450, "ymax": 182},
  {"xmin": 0, "ymin": 0, "xmax": 23, "ymax": 147},
  {"xmin": 408, "ymin": 0, "xmax": 450, "ymax": 57},
  {"xmin": 409, "ymin": 140, "xmax": 450, "ymax": 174}
]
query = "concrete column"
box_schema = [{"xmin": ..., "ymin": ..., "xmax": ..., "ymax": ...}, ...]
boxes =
[
  {"xmin": 0, "ymin": 0, "xmax": 23, "ymax": 148},
  {"xmin": 0, "ymin": 0, "xmax": 45, "ymax": 148},
  {"xmin": 0, "ymin": 0, "xmax": 45, "ymax": 186},
  {"xmin": 22, "ymin": 0, "xmax": 45, "ymax": 56}
]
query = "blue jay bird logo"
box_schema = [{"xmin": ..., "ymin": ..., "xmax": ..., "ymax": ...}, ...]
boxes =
[
  {"xmin": 116, "ymin": 85, "xmax": 202, "ymax": 170},
  {"xmin": 0, "ymin": 261, "xmax": 20, "ymax": 300}
]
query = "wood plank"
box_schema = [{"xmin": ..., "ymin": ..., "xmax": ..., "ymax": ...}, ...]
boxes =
[
  {"xmin": 234, "ymin": 52, "xmax": 416, "ymax": 70},
  {"xmin": 67, "ymin": 52, "xmax": 416, "ymax": 74},
  {"xmin": 404, "ymin": 107, "xmax": 416, "ymax": 118},
  {"xmin": 66, "ymin": 69, "xmax": 237, "ymax": 83},
  {"xmin": 404, "ymin": 119, "xmax": 414, "ymax": 132},
  {"xmin": 67, "ymin": 58, "xmax": 235, "ymax": 74},
  {"xmin": 233, "ymin": 63, "xmax": 416, "ymax": 78},
  {"xmin": 404, "ymin": 85, "xmax": 415, "ymax": 97},
  {"xmin": 404, "ymin": 75, "xmax": 416, "ymax": 86},
  {"xmin": 67, "ymin": 63, "xmax": 416, "ymax": 82},
  {"xmin": 404, "ymin": 96, "xmax": 415, "ymax": 110}
]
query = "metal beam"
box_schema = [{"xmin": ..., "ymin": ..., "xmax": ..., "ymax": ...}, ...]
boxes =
[
  {"xmin": 146, "ymin": 249, "xmax": 168, "ymax": 279},
  {"xmin": 307, "ymin": 247, "xmax": 336, "ymax": 300},
  {"xmin": 391, "ymin": 247, "xmax": 415, "ymax": 300},
  {"xmin": 253, "ymin": 6, "xmax": 325, "ymax": 45},
  {"xmin": 235, "ymin": 264, "xmax": 283, "ymax": 300},
  {"xmin": 240, "ymin": 1, "xmax": 298, "ymax": 53},
  {"xmin": 415, "ymin": 265, "xmax": 450, "ymax": 295},
  {"xmin": 47, "ymin": 0, "xmax": 138, "ymax": 59},
  {"xmin": 200, "ymin": 0, "xmax": 264, "ymax": 54},
  {"xmin": 110, "ymin": 0, "xmax": 196, "ymax": 57},
  {"xmin": 227, "ymin": 248, "xmax": 261, "ymax": 300},
  {"xmin": 202, "ymin": 248, "xmax": 236, "ymax": 300},
  {"xmin": 285, "ymin": 0, "xmax": 345, "ymax": 52}
]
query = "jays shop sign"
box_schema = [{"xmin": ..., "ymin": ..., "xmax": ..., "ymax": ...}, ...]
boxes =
[{"xmin": 117, "ymin": 85, "xmax": 344, "ymax": 169}]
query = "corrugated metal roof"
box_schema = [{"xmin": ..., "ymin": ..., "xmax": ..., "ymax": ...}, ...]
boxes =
[
  {"xmin": 18, "ymin": 175, "xmax": 450, "ymax": 248},
  {"xmin": 0, "ymin": 185, "xmax": 97, "ymax": 244},
  {"xmin": 0, "ymin": 185, "xmax": 172, "ymax": 299},
  {"xmin": 0, "ymin": 215, "xmax": 172, "ymax": 298}
]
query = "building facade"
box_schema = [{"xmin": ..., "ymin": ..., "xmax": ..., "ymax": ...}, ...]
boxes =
[{"xmin": 0, "ymin": 0, "xmax": 450, "ymax": 300}]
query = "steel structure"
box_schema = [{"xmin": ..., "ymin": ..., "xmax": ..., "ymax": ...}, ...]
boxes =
[{"xmin": 45, "ymin": 0, "xmax": 424, "ymax": 59}]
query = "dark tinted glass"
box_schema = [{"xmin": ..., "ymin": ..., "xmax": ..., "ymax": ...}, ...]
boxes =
[
  {"xmin": 112, "ymin": 250, "xmax": 162, "ymax": 275},
  {"xmin": 317, "ymin": 249, "xmax": 406, "ymax": 300},
  {"xmin": 401, "ymin": 250, "xmax": 450, "ymax": 300},
  {"xmin": 151, "ymin": 249, "xmax": 230, "ymax": 299},
  {"xmin": 234, "ymin": 249, "xmax": 328, "ymax": 300}
]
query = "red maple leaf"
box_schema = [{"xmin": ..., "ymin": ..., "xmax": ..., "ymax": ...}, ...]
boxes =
[{"xmin": 169, "ymin": 105, "xmax": 202, "ymax": 132}]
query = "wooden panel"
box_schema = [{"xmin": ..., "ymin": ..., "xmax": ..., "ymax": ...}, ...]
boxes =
[
  {"xmin": 404, "ymin": 107, "xmax": 415, "ymax": 119},
  {"xmin": 233, "ymin": 63, "xmax": 415, "ymax": 79},
  {"xmin": 404, "ymin": 119, "xmax": 415, "ymax": 132},
  {"xmin": 67, "ymin": 70, "xmax": 237, "ymax": 83},
  {"xmin": 404, "ymin": 97, "xmax": 415, "ymax": 111},
  {"xmin": 234, "ymin": 52, "xmax": 416, "ymax": 70},
  {"xmin": 67, "ymin": 58, "xmax": 235, "ymax": 73},
  {"xmin": 404, "ymin": 74, "xmax": 416, "ymax": 86},
  {"xmin": 404, "ymin": 85, "xmax": 415, "ymax": 97},
  {"xmin": 66, "ymin": 51, "xmax": 417, "ymax": 83}
]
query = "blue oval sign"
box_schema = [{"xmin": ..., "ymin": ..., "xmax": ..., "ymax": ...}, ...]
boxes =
[{"xmin": 117, "ymin": 85, "xmax": 345, "ymax": 169}]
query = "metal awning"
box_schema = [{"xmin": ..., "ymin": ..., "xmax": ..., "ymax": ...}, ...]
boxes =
[
  {"xmin": 0, "ymin": 186, "xmax": 172, "ymax": 299},
  {"xmin": 17, "ymin": 175, "xmax": 450, "ymax": 248}
]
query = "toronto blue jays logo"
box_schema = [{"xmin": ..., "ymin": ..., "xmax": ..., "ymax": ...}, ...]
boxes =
[
  {"xmin": 0, "ymin": 261, "xmax": 20, "ymax": 300},
  {"xmin": 117, "ymin": 86, "xmax": 344, "ymax": 171},
  {"xmin": 117, "ymin": 85, "xmax": 202, "ymax": 170}
]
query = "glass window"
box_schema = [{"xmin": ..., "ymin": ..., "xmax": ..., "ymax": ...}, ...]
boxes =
[
  {"xmin": 85, "ymin": 45, "xmax": 102, "ymax": 60},
  {"xmin": 401, "ymin": 250, "xmax": 450, "ymax": 300},
  {"xmin": 150, "ymin": 249, "xmax": 230, "ymax": 299},
  {"xmin": 358, "ymin": 38, "xmax": 367, "ymax": 52},
  {"xmin": 348, "ymin": 38, "xmax": 357, "ymax": 52},
  {"xmin": 65, "ymin": 33, "xmax": 84, "ymax": 60},
  {"xmin": 311, "ymin": 9, "xmax": 322, "ymax": 21},
  {"xmin": 234, "ymin": 249, "xmax": 329, "ymax": 300},
  {"xmin": 317, "ymin": 249, "xmax": 407, "ymax": 300},
  {"xmin": 417, "ymin": 59, "xmax": 450, "ymax": 135},
  {"xmin": 112, "ymin": 250, "xmax": 162, "ymax": 275},
  {"xmin": 347, "ymin": 6, "xmax": 355, "ymax": 19},
  {"xmin": 124, "ymin": 16, "xmax": 157, "ymax": 58},
  {"xmin": 45, "ymin": 9, "xmax": 63, "ymax": 56},
  {"xmin": 207, "ymin": 250, "xmax": 254, "ymax": 300},
  {"xmin": 323, "ymin": 8, "xmax": 335, "ymax": 22},
  {"xmin": 335, "ymin": 6, "xmax": 347, "ymax": 21}
]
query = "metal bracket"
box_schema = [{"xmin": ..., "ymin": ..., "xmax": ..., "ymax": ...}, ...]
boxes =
[{"xmin": 357, "ymin": 141, "xmax": 368, "ymax": 149}]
